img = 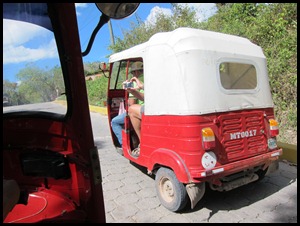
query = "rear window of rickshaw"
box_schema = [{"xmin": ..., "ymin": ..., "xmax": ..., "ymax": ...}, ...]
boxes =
[
  {"xmin": 3, "ymin": 19, "xmax": 66, "ymax": 115},
  {"xmin": 219, "ymin": 62, "xmax": 257, "ymax": 90}
]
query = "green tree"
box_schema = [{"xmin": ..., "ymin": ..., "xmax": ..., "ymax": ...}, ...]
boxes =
[
  {"xmin": 84, "ymin": 61, "xmax": 103, "ymax": 76},
  {"xmin": 16, "ymin": 63, "xmax": 63, "ymax": 103},
  {"xmin": 86, "ymin": 75, "xmax": 108, "ymax": 106},
  {"xmin": 51, "ymin": 66, "xmax": 65, "ymax": 98},
  {"xmin": 108, "ymin": 3, "xmax": 201, "ymax": 53},
  {"xmin": 3, "ymin": 80, "xmax": 19, "ymax": 105},
  {"xmin": 202, "ymin": 3, "xmax": 297, "ymax": 143}
]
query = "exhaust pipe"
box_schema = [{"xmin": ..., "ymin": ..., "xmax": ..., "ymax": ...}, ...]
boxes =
[{"xmin": 209, "ymin": 173, "xmax": 259, "ymax": 192}]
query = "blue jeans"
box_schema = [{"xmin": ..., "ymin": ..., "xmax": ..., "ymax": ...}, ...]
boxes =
[{"xmin": 111, "ymin": 112, "xmax": 126, "ymax": 146}]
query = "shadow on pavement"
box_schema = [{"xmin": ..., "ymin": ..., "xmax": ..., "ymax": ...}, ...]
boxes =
[{"xmin": 129, "ymin": 159, "xmax": 297, "ymax": 222}]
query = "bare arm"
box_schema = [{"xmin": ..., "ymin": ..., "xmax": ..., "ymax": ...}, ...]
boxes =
[
  {"xmin": 127, "ymin": 76, "xmax": 144, "ymax": 101},
  {"xmin": 127, "ymin": 90, "xmax": 144, "ymax": 101},
  {"xmin": 130, "ymin": 77, "xmax": 144, "ymax": 89}
]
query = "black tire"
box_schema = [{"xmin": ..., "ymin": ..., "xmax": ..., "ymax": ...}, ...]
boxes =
[{"xmin": 155, "ymin": 167, "xmax": 188, "ymax": 212}]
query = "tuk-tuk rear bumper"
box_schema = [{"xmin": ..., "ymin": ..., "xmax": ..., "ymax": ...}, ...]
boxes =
[{"xmin": 190, "ymin": 148, "xmax": 283, "ymax": 181}]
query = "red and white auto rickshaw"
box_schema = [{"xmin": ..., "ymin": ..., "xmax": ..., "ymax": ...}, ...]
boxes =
[{"xmin": 107, "ymin": 27, "xmax": 283, "ymax": 212}]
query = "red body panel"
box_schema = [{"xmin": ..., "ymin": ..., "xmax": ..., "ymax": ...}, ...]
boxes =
[
  {"xmin": 4, "ymin": 188, "xmax": 85, "ymax": 223},
  {"xmin": 122, "ymin": 108, "xmax": 281, "ymax": 183}
]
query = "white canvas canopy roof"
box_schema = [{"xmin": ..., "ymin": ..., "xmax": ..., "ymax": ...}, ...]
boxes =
[{"xmin": 109, "ymin": 27, "xmax": 274, "ymax": 115}]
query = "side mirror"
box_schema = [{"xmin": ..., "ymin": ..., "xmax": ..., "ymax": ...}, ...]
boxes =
[
  {"xmin": 96, "ymin": 3, "xmax": 139, "ymax": 19},
  {"xmin": 82, "ymin": 3, "xmax": 140, "ymax": 57}
]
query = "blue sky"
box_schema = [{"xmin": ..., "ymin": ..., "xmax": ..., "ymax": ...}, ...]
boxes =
[{"xmin": 3, "ymin": 3, "xmax": 217, "ymax": 83}]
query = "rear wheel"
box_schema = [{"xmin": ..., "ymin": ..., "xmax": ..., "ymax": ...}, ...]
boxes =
[{"xmin": 155, "ymin": 167, "xmax": 188, "ymax": 212}]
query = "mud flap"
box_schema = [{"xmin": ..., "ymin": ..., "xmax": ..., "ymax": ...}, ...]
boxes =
[
  {"xmin": 186, "ymin": 183, "xmax": 205, "ymax": 209},
  {"xmin": 265, "ymin": 159, "xmax": 279, "ymax": 176}
]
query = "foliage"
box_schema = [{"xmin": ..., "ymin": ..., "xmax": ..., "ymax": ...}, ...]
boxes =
[
  {"xmin": 108, "ymin": 4, "xmax": 201, "ymax": 53},
  {"xmin": 3, "ymin": 64, "xmax": 65, "ymax": 105},
  {"xmin": 84, "ymin": 61, "xmax": 101, "ymax": 76},
  {"xmin": 202, "ymin": 3, "xmax": 297, "ymax": 144},
  {"xmin": 3, "ymin": 80, "xmax": 19, "ymax": 105},
  {"xmin": 86, "ymin": 75, "xmax": 108, "ymax": 106}
]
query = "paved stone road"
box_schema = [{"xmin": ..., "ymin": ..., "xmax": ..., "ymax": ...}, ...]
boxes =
[{"xmin": 94, "ymin": 135, "xmax": 297, "ymax": 223}]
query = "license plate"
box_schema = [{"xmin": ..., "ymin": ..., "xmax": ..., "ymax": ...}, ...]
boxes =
[{"xmin": 224, "ymin": 129, "xmax": 259, "ymax": 141}]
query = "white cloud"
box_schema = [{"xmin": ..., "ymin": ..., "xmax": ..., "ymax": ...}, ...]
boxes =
[
  {"xmin": 2, "ymin": 3, "xmax": 91, "ymax": 66},
  {"xmin": 3, "ymin": 19, "xmax": 58, "ymax": 64},
  {"xmin": 179, "ymin": 3, "xmax": 218, "ymax": 22},
  {"xmin": 4, "ymin": 39, "xmax": 57, "ymax": 64},
  {"xmin": 3, "ymin": 19, "xmax": 43, "ymax": 46},
  {"xmin": 75, "ymin": 3, "xmax": 88, "ymax": 8},
  {"xmin": 145, "ymin": 3, "xmax": 217, "ymax": 25},
  {"xmin": 145, "ymin": 6, "xmax": 172, "ymax": 26},
  {"xmin": 75, "ymin": 3, "xmax": 88, "ymax": 16}
]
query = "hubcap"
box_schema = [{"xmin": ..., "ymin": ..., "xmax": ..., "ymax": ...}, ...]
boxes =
[{"xmin": 160, "ymin": 177, "xmax": 174, "ymax": 203}]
